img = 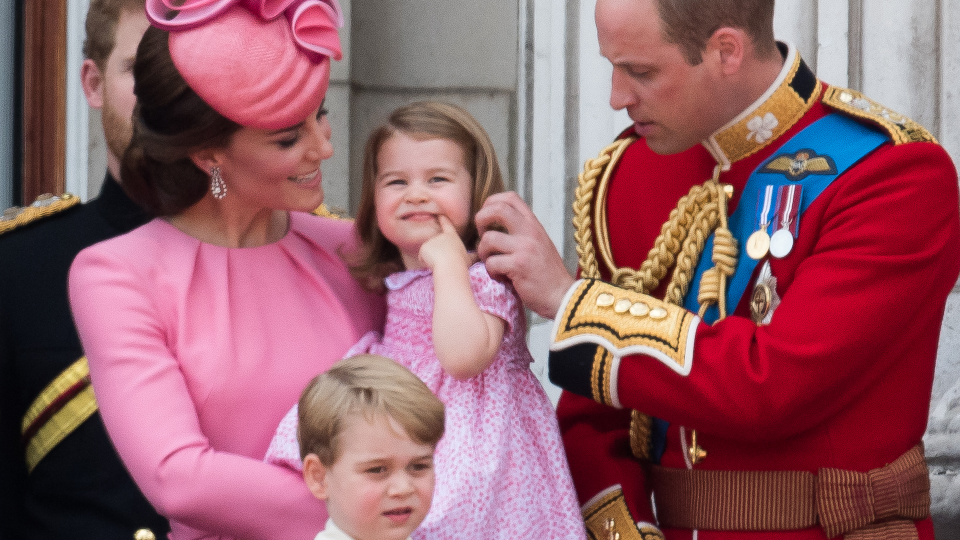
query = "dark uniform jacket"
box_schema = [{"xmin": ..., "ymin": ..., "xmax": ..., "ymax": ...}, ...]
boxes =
[{"xmin": 0, "ymin": 176, "xmax": 168, "ymax": 539}]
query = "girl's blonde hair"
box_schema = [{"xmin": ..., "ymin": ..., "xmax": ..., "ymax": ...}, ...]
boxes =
[{"xmin": 351, "ymin": 101, "xmax": 505, "ymax": 290}]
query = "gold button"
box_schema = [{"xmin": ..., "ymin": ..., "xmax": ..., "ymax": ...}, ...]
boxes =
[
  {"xmin": 596, "ymin": 293, "xmax": 615, "ymax": 307},
  {"xmin": 614, "ymin": 299, "xmax": 632, "ymax": 313},
  {"xmin": 650, "ymin": 307, "xmax": 668, "ymax": 320},
  {"xmin": 629, "ymin": 302, "xmax": 650, "ymax": 317},
  {"xmin": 134, "ymin": 529, "xmax": 156, "ymax": 540}
]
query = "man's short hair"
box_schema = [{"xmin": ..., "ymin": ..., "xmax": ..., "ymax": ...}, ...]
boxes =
[
  {"xmin": 298, "ymin": 355, "xmax": 445, "ymax": 466},
  {"xmin": 83, "ymin": 0, "xmax": 145, "ymax": 69},
  {"xmin": 656, "ymin": 0, "xmax": 777, "ymax": 65}
]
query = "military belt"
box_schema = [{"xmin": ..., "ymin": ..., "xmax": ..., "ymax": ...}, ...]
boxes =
[{"xmin": 651, "ymin": 444, "xmax": 929, "ymax": 540}]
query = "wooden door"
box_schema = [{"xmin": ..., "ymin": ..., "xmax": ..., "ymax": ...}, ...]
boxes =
[{"xmin": 21, "ymin": 0, "xmax": 66, "ymax": 204}]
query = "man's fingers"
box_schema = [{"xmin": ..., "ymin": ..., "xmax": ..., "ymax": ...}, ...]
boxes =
[
  {"xmin": 476, "ymin": 192, "xmax": 528, "ymax": 235},
  {"xmin": 477, "ymin": 250, "xmax": 517, "ymax": 284},
  {"xmin": 476, "ymin": 229, "xmax": 513, "ymax": 262}
]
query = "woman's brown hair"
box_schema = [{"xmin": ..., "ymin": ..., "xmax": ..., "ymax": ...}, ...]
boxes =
[
  {"xmin": 350, "ymin": 101, "xmax": 505, "ymax": 290},
  {"xmin": 120, "ymin": 26, "xmax": 241, "ymax": 217}
]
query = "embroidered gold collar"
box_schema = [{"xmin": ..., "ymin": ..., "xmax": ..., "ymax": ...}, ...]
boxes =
[{"xmin": 702, "ymin": 43, "xmax": 821, "ymax": 170}]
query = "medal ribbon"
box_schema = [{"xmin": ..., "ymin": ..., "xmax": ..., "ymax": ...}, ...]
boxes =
[
  {"xmin": 773, "ymin": 184, "xmax": 802, "ymax": 238},
  {"xmin": 755, "ymin": 185, "xmax": 775, "ymax": 233}
]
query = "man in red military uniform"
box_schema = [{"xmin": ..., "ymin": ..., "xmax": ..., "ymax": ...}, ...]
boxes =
[{"xmin": 476, "ymin": 0, "xmax": 960, "ymax": 539}]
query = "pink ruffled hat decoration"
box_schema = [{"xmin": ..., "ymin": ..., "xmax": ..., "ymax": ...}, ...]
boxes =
[{"xmin": 145, "ymin": 0, "xmax": 344, "ymax": 129}]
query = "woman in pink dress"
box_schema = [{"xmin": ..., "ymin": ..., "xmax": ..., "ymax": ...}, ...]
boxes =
[
  {"xmin": 67, "ymin": 2, "xmax": 383, "ymax": 539},
  {"xmin": 266, "ymin": 102, "xmax": 586, "ymax": 540}
]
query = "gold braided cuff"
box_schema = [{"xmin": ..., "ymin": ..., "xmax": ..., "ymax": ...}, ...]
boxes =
[
  {"xmin": 583, "ymin": 486, "xmax": 665, "ymax": 540},
  {"xmin": 552, "ymin": 279, "xmax": 698, "ymax": 381},
  {"xmin": 21, "ymin": 357, "xmax": 98, "ymax": 472}
]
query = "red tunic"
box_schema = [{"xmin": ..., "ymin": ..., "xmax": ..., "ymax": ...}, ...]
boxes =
[{"xmin": 550, "ymin": 46, "xmax": 960, "ymax": 540}]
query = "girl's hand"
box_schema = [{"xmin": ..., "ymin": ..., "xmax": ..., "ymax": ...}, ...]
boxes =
[{"xmin": 418, "ymin": 215, "xmax": 471, "ymax": 272}]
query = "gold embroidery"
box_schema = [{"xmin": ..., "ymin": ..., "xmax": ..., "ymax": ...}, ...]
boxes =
[
  {"xmin": 823, "ymin": 86, "xmax": 935, "ymax": 145},
  {"xmin": 0, "ymin": 194, "xmax": 80, "ymax": 235},
  {"xmin": 761, "ymin": 150, "xmax": 837, "ymax": 180},
  {"xmin": 591, "ymin": 347, "xmax": 608, "ymax": 405},
  {"xmin": 583, "ymin": 487, "xmax": 664, "ymax": 540},
  {"xmin": 557, "ymin": 281, "xmax": 695, "ymax": 372},
  {"xmin": 708, "ymin": 53, "xmax": 822, "ymax": 166}
]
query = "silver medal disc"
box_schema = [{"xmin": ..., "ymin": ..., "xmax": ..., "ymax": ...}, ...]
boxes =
[{"xmin": 769, "ymin": 229, "xmax": 794, "ymax": 258}]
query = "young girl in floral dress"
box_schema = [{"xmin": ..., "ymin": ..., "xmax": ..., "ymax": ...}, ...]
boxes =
[{"xmin": 266, "ymin": 101, "xmax": 585, "ymax": 540}]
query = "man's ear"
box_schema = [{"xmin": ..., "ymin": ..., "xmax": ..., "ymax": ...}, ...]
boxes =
[
  {"xmin": 303, "ymin": 454, "xmax": 330, "ymax": 500},
  {"xmin": 80, "ymin": 59, "xmax": 104, "ymax": 109},
  {"xmin": 705, "ymin": 27, "xmax": 746, "ymax": 76}
]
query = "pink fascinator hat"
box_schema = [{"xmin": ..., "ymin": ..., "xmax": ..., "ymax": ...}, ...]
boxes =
[{"xmin": 145, "ymin": 0, "xmax": 344, "ymax": 130}]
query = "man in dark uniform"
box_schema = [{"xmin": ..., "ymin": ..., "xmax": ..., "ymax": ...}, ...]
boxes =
[
  {"xmin": 476, "ymin": 0, "xmax": 959, "ymax": 539},
  {"xmin": 0, "ymin": 1, "xmax": 168, "ymax": 538}
]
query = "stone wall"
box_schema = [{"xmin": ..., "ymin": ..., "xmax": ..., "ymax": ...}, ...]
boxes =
[{"xmin": 929, "ymin": 295, "xmax": 960, "ymax": 538}]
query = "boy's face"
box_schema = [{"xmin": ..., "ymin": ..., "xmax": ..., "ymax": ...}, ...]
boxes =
[{"xmin": 304, "ymin": 414, "xmax": 436, "ymax": 540}]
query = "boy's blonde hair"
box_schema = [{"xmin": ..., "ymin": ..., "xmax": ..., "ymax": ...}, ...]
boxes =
[
  {"xmin": 298, "ymin": 354, "xmax": 445, "ymax": 466},
  {"xmin": 350, "ymin": 101, "xmax": 506, "ymax": 290}
]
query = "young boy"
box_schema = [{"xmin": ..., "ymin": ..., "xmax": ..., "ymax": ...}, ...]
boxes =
[{"xmin": 299, "ymin": 354, "xmax": 445, "ymax": 540}]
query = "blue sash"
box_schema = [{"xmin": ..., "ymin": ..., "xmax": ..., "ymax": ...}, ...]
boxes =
[{"xmin": 682, "ymin": 113, "xmax": 889, "ymax": 322}]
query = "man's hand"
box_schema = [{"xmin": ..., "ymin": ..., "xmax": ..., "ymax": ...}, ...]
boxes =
[{"xmin": 475, "ymin": 192, "xmax": 575, "ymax": 319}]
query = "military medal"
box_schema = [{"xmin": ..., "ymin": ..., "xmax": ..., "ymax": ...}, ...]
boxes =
[
  {"xmin": 746, "ymin": 230, "xmax": 770, "ymax": 260},
  {"xmin": 769, "ymin": 184, "xmax": 802, "ymax": 259},
  {"xmin": 769, "ymin": 229, "xmax": 793, "ymax": 258},
  {"xmin": 746, "ymin": 185, "xmax": 775, "ymax": 260},
  {"xmin": 750, "ymin": 261, "xmax": 780, "ymax": 325}
]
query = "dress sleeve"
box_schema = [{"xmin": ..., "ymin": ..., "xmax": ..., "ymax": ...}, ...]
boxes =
[
  {"xmin": 469, "ymin": 262, "xmax": 518, "ymax": 328},
  {"xmin": 68, "ymin": 246, "xmax": 325, "ymax": 540}
]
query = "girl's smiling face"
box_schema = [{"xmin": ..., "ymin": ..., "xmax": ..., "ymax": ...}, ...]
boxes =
[{"xmin": 373, "ymin": 132, "xmax": 474, "ymax": 269}]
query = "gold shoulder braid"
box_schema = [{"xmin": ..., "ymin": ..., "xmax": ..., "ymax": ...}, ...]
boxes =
[
  {"xmin": 572, "ymin": 139, "xmax": 737, "ymax": 461},
  {"xmin": 823, "ymin": 86, "xmax": 935, "ymax": 145},
  {"xmin": 0, "ymin": 194, "xmax": 80, "ymax": 235}
]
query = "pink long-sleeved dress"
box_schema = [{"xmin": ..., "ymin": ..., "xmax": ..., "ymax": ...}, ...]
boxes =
[{"xmin": 68, "ymin": 212, "xmax": 384, "ymax": 540}]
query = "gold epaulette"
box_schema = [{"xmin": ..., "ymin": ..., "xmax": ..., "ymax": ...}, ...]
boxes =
[
  {"xmin": 823, "ymin": 86, "xmax": 936, "ymax": 145},
  {"xmin": 311, "ymin": 203, "xmax": 351, "ymax": 220},
  {"xmin": 0, "ymin": 193, "xmax": 80, "ymax": 236}
]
